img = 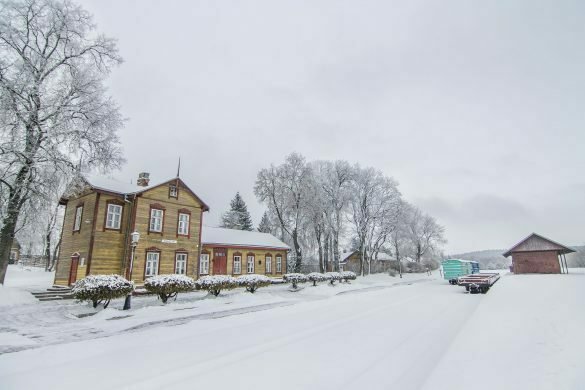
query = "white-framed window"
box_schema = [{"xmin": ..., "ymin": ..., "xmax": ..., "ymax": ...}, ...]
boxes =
[
  {"xmin": 150, "ymin": 208, "xmax": 164, "ymax": 232},
  {"xmin": 247, "ymin": 255, "xmax": 255, "ymax": 273},
  {"xmin": 175, "ymin": 253, "xmax": 187, "ymax": 274},
  {"xmin": 199, "ymin": 253, "xmax": 210, "ymax": 275},
  {"xmin": 265, "ymin": 256, "xmax": 272, "ymax": 273},
  {"xmin": 276, "ymin": 255, "xmax": 282, "ymax": 273},
  {"xmin": 145, "ymin": 252, "xmax": 159, "ymax": 277},
  {"xmin": 106, "ymin": 204, "xmax": 122, "ymax": 229},
  {"xmin": 233, "ymin": 255, "xmax": 242, "ymax": 274},
  {"xmin": 169, "ymin": 184, "xmax": 178, "ymax": 198},
  {"xmin": 74, "ymin": 205, "xmax": 83, "ymax": 232},
  {"xmin": 177, "ymin": 213, "xmax": 190, "ymax": 235}
]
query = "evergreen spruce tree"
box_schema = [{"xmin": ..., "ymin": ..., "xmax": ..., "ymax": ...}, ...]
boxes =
[
  {"xmin": 257, "ymin": 211, "xmax": 272, "ymax": 233},
  {"xmin": 220, "ymin": 193, "xmax": 254, "ymax": 231}
]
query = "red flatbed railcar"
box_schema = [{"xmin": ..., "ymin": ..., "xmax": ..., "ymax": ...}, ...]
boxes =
[{"xmin": 457, "ymin": 273, "xmax": 500, "ymax": 294}]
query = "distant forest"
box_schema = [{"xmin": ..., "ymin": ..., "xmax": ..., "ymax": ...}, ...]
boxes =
[{"xmin": 451, "ymin": 246, "xmax": 585, "ymax": 270}]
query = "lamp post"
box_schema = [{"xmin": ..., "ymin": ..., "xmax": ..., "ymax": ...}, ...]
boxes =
[
  {"xmin": 123, "ymin": 231, "xmax": 140, "ymax": 310},
  {"xmin": 398, "ymin": 259, "xmax": 403, "ymax": 278}
]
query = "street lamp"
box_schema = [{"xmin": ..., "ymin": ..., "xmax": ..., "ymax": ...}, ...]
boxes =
[{"xmin": 123, "ymin": 231, "xmax": 140, "ymax": 310}]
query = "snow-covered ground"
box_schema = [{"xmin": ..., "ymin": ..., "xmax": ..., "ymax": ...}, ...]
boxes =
[{"xmin": 0, "ymin": 266, "xmax": 583, "ymax": 390}]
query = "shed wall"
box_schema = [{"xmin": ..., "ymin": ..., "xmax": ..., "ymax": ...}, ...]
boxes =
[{"xmin": 512, "ymin": 251, "xmax": 561, "ymax": 274}]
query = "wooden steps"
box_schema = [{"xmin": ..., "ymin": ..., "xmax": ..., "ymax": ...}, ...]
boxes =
[{"xmin": 31, "ymin": 286, "xmax": 74, "ymax": 301}]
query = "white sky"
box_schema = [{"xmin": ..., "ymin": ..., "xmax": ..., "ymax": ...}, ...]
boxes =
[{"xmin": 80, "ymin": 0, "xmax": 585, "ymax": 253}]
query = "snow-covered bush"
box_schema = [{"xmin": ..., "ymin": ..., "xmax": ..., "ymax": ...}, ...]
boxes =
[
  {"xmin": 340, "ymin": 271, "xmax": 357, "ymax": 283},
  {"xmin": 283, "ymin": 273, "xmax": 307, "ymax": 289},
  {"xmin": 72, "ymin": 275, "xmax": 134, "ymax": 309},
  {"xmin": 237, "ymin": 274, "xmax": 272, "ymax": 293},
  {"xmin": 195, "ymin": 275, "xmax": 238, "ymax": 296},
  {"xmin": 144, "ymin": 274, "xmax": 195, "ymax": 303},
  {"xmin": 325, "ymin": 272, "xmax": 343, "ymax": 285},
  {"xmin": 307, "ymin": 272, "xmax": 331, "ymax": 286}
]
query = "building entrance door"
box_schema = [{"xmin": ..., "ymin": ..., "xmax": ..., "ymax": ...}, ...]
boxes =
[
  {"xmin": 212, "ymin": 248, "xmax": 227, "ymax": 274},
  {"xmin": 69, "ymin": 255, "xmax": 80, "ymax": 285}
]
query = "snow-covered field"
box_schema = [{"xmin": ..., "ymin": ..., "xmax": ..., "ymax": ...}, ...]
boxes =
[{"xmin": 0, "ymin": 266, "xmax": 583, "ymax": 390}]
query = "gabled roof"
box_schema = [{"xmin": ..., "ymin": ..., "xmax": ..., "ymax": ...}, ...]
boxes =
[
  {"xmin": 202, "ymin": 227, "xmax": 289, "ymax": 250},
  {"xmin": 503, "ymin": 233, "xmax": 575, "ymax": 257},
  {"xmin": 339, "ymin": 251, "xmax": 356, "ymax": 263},
  {"xmin": 339, "ymin": 250, "xmax": 395, "ymax": 263},
  {"xmin": 71, "ymin": 174, "xmax": 209, "ymax": 211}
]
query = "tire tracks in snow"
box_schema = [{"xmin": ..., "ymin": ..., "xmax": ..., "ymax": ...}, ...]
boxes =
[{"xmin": 122, "ymin": 288, "xmax": 428, "ymax": 389}]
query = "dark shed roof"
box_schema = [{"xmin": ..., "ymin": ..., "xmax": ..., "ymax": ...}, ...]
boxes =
[{"xmin": 503, "ymin": 233, "xmax": 575, "ymax": 257}]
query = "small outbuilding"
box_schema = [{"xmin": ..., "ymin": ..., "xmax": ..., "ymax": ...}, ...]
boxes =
[{"xmin": 503, "ymin": 233, "xmax": 574, "ymax": 274}]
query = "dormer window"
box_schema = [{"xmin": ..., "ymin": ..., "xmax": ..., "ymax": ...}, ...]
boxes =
[{"xmin": 169, "ymin": 184, "xmax": 178, "ymax": 198}]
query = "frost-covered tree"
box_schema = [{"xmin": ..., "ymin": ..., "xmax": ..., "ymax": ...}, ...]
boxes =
[
  {"xmin": 257, "ymin": 211, "xmax": 272, "ymax": 233},
  {"xmin": 312, "ymin": 160, "xmax": 351, "ymax": 272},
  {"xmin": 0, "ymin": 0, "xmax": 124, "ymax": 284},
  {"xmin": 406, "ymin": 207, "xmax": 446, "ymax": 263},
  {"xmin": 348, "ymin": 165, "xmax": 401, "ymax": 275},
  {"xmin": 255, "ymin": 153, "xmax": 312, "ymax": 272},
  {"xmin": 305, "ymin": 168, "xmax": 330, "ymax": 273},
  {"xmin": 220, "ymin": 192, "xmax": 253, "ymax": 231},
  {"xmin": 389, "ymin": 201, "xmax": 412, "ymax": 276}
]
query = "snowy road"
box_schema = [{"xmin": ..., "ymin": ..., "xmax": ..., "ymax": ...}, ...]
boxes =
[{"xmin": 0, "ymin": 280, "xmax": 482, "ymax": 390}]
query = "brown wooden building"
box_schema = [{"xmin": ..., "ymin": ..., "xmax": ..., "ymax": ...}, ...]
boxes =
[
  {"xmin": 331, "ymin": 250, "xmax": 395, "ymax": 273},
  {"xmin": 200, "ymin": 227, "xmax": 289, "ymax": 277},
  {"xmin": 54, "ymin": 172, "xmax": 209, "ymax": 286},
  {"xmin": 503, "ymin": 233, "xmax": 574, "ymax": 274}
]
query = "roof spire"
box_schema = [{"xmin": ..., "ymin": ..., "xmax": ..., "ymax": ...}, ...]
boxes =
[{"xmin": 176, "ymin": 157, "xmax": 181, "ymax": 178}]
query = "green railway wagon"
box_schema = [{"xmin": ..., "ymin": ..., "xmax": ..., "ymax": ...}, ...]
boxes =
[{"xmin": 442, "ymin": 259, "xmax": 479, "ymax": 284}]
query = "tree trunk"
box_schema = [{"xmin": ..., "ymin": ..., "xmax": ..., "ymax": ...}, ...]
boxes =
[
  {"xmin": 359, "ymin": 244, "xmax": 365, "ymax": 276},
  {"xmin": 0, "ymin": 218, "xmax": 17, "ymax": 284},
  {"xmin": 315, "ymin": 227, "xmax": 324, "ymax": 273},
  {"xmin": 50, "ymin": 237, "xmax": 61, "ymax": 272},
  {"xmin": 44, "ymin": 227, "xmax": 52, "ymax": 271},
  {"xmin": 0, "ymin": 167, "xmax": 30, "ymax": 284},
  {"xmin": 321, "ymin": 235, "xmax": 330, "ymax": 272},
  {"xmin": 292, "ymin": 228, "xmax": 302, "ymax": 272},
  {"xmin": 333, "ymin": 230, "xmax": 340, "ymax": 272}
]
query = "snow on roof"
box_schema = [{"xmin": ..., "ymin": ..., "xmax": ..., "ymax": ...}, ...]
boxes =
[
  {"xmin": 202, "ymin": 227, "xmax": 289, "ymax": 250},
  {"xmin": 339, "ymin": 251, "xmax": 355, "ymax": 263},
  {"xmin": 339, "ymin": 251, "xmax": 395, "ymax": 263},
  {"xmin": 84, "ymin": 174, "xmax": 147, "ymax": 194},
  {"xmin": 81, "ymin": 174, "xmax": 210, "ymax": 211}
]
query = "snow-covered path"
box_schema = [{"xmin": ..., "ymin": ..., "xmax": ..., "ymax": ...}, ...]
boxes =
[{"xmin": 0, "ymin": 280, "xmax": 481, "ymax": 390}]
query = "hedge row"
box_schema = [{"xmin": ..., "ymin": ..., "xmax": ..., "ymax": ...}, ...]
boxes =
[
  {"xmin": 284, "ymin": 271, "xmax": 357, "ymax": 288},
  {"xmin": 74, "ymin": 270, "xmax": 358, "ymax": 308}
]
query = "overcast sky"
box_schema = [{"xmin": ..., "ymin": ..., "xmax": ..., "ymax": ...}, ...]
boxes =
[{"xmin": 80, "ymin": 0, "xmax": 584, "ymax": 253}]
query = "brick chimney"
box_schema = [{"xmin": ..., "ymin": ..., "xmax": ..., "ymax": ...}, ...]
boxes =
[{"xmin": 137, "ymin": 172, "xmax": 150, "ymax": 187}]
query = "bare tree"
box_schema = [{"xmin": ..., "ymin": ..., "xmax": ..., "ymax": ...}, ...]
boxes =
[
  {"xmin": 305, "ymin": 170, "xmax": 329, "ymax": 273},
  {"xmin": 0, "ymin": 0, "xmax": 124, "ymax": 284},
  {"xmin": 348, "ymin": 165, "xmax": 401, "ymax": 276},
  {"xmin": 254, "ymin": 153, "xmax": 312, "ymax": 272},
  {"xmin": 406, "ymin": 207, "xmax": 446, "ymax": 263},
  {"xmin": 313, "ymin": 160, "xmax": 351, "ymax": 271}
]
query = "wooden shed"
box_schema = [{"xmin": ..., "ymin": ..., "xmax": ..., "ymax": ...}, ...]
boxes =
[{"xmin": 503, "ymin": 233, "xmax": 574, "ymax": 274}]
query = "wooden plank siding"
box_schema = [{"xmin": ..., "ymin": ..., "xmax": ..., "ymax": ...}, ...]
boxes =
[
  {"xmin": 129, "ymin": 183, "xmax": 203, "ymax": 284},
  {"xmin": 54, "ymin": 192, "xmax": 98, "ymax": 285},
  {"xmin": 54, "ymin": 179, "xmax": 205, "ymax": 286},
  {"xmin": 200, "ymin": 245, "xmax": 287, "ymax": 277},
  {"xmin": 87, "ymin": 193, "xmax": 133, "ymax": 277}
]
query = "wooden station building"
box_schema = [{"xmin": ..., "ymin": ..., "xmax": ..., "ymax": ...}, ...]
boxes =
[
  {"xmin": 54, "ymin": 172, "xmax": 289, "ymax": 286},
  {"xmin": 54, "ymin": 172, "xmax": 209, "ymax": 286},
  {"xmin": 200, "ymin": 227, "xmax": 288, "ymax": 277},
  {"xmin": 503, "ymin": 233, "xmax": 574, "ymax": 274}
]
